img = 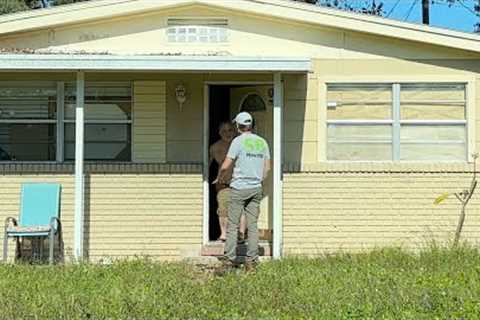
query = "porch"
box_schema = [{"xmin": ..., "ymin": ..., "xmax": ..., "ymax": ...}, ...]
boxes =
[{"xmin": 0, "ymin": 54, "xmax": 312, "ymax": 262}]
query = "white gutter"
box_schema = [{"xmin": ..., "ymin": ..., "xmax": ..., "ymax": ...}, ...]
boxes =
[{"xmin": 0, "ymin": 55, "xmax": 313, "ymax": 72}]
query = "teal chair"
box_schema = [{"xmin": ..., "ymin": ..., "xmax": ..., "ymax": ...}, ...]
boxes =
[{"xmin": 3, "ymin": 183, "xmax": 61, "ymax": 264}]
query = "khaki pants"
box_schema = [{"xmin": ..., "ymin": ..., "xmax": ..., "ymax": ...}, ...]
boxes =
[{"xmin": 224, "ymin": 187, "xmax": 262, "ymax": 262}]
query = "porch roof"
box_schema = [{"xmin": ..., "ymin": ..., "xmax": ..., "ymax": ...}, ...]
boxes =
[{"xmin": 0, "ymin": 54, "xmax": 312, "ymax": 72}]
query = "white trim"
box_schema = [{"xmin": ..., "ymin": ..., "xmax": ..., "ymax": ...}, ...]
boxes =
[
  {"xmin": 202, "ymin": 84, "xmax": 210, "ymax": 246},
  {"xmin": 0, "ymin": 55, "xmax": 312, "ymax": 72},
  {"xmin": 325, "ymin": 81, "xmax": 471, "ymax": 162},
  {"xmin": 204, "ymin": 81, "xmax": 274, "ymax": 85},
  {"xmin": 327, "ymin": 120, "xmax": 393, "ymax": 125},
  {"xmin": 56, "ymin": 82, "xmax": 64, "ymax": 163},
  {"xmin": 74, "ymin": 71, "xmax": 85, "ymax": 261},
  {"xmin": 63, "ymin": 120, "xmax": 132, "ymax": 124},
  {"xmin": 202, "ymin": 80, "xmax": 274, "ymax": 246},
  {"xmin": 273, "ymin": 72, "xmax": 283, "ymax": 259},
  {"xmin": 467, "ymin": 80, "xmax": 476, "ymax": 162},
  {"xmin": 0, "ymin": 119, "xmax": 56, "ymax": 123},
  {"xmin": 399, "ymin": 120, "xmax": 467, "ymax": 125},
  {"xmin": 392, "ymin": 84, "xmax": 400, "ymax": 161}
]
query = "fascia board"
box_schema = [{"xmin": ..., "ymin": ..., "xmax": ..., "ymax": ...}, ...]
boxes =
[
  {"xmin": 0, "ymin": 0, "xmax": 194, "ymax": 36},
  {"xmin": 0, "ymin": 54, "xmax": 313, "ymax": 72}
]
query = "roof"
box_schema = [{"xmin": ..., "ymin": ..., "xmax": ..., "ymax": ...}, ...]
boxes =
[{"xmin": 0, "ymin": 0, "xmax": 479, "ymax": 53}]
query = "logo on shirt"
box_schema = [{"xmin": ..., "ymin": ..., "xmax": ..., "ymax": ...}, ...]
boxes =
[{"xmin": 243, "ymin": 138, "xmax": 266, "ymax": 153}]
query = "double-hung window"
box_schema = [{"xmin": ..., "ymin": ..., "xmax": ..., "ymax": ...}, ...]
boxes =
[
  {"xmin": 0, "ymin": 82, "xmax": 57, "ymax": 161},
  {"xmin": 64, "ymin": 82, "xmax": 132, "ymax": 161},
  {"xmin": 327, "ymin": 83, "xmax": 467, "ymax": 162}
]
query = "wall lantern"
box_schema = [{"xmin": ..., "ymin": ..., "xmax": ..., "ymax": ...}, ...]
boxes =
[{"xmin": 175, "ymin": 84, "xmax": 187, "ymax": 111}]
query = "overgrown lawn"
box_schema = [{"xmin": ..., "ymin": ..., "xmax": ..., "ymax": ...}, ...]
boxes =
[{"xmin": 1, "ymin": 246, "xmax": 480, "ymax": 319}]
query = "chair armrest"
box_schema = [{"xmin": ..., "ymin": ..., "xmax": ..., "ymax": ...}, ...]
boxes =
[
  {"xmin": 4, "ymin": 217, "xmax": 18, "ymax": 229},
  {"xmin": 50, "ymin": 217, "xmax": 61, "ymax": 233}
]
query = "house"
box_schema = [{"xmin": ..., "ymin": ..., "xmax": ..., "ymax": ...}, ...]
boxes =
[{"xmin": 0, "ymin": 0, "xmax": 479, "ymax": 262}]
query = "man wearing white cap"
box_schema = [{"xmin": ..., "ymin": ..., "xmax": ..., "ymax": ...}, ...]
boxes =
[{"xmin": 215, "ymin": 111, "xmax": 271, "ymax": 272}]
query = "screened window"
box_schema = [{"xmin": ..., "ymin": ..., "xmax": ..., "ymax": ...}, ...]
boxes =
[
  {"xmin": 327, "ymin": 83, "xmax": 467, "ymax": 162},
  {"xmin": 64, "ymin": 82, "xmax": 132, "ymax": 161},
  {"xmin": 0, "ymin": 83, "xmax": 57, "ymax": 161}
]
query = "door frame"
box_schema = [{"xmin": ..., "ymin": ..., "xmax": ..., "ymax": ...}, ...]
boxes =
[{"xmin": 203, "ymin": 81, "xmax": 274, "ymax": 245}]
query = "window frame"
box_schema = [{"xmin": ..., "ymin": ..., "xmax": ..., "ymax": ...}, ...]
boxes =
[
  {"xmin": 0, "ymin": 81, "xmax": 134, "ymax": 163},
  {"xmin": 0, "ymin": 81, "xmax": 59, "ymax": 163},
  {"xmin": 62, "ymin": 81, "xmax": 134, "ymax": 163},
  {"xmin": 166, "ymin": 17, "xmax": 230, "ymax": 45},
  {"xmin": 325, "ymin": 81, "xmax": 470, "ymax": 163}
]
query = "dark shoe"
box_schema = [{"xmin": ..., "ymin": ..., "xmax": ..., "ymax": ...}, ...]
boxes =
[
  {"xmin": 244, "ymin": 260, "xmax": 257, "ymax": 273},
  {"xmin": 214, "ymin": 258, "xmax": 237, "ymax": 276}
]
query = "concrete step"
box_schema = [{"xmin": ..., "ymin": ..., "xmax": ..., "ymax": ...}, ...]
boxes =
[{"xmin": 201, "ymin": 241, "xmax": 272, "ymax": 256}]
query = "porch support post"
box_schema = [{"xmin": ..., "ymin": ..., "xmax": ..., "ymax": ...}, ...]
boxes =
[
  {"xmin": 74, "ymin": 71, "xmax": 85, "ymax": 260},
  {"xmin": 273, "ymin": 72, "xmax": 284, "ymax": 259}
]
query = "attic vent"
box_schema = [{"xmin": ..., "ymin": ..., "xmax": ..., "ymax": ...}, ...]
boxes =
[{"xmin": 166, "ymin": 18, "xmax": 229, "ymax": 43}]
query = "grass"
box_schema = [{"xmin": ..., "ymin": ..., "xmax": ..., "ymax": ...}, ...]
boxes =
[{"xmin": 1, "ymin": 246, "xmax": 480, "ymax": 319}]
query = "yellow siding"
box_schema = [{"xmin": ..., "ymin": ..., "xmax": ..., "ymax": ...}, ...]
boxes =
[
  {"xmin": 1, "ymin": 4, "xmax": 479, "ymax": 60},
  {"xmin": 0, "ymin": 174, "xmax": 75, "ymax": 261},
  {"xmin": 85, "ymin": 171, "xmax": 202, "ymax": 261},
  {"xmin": 133, "ymin": 81, "xmax": 166, "ymax": 163},
  {"xmin": 0, "ymin": 165, "xmax": 202, "ymax": 262},
  {"xmin": 283, "ymin": 172, "xmax": 480, "ymax": 255}
]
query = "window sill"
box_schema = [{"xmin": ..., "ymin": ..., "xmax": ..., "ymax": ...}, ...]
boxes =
[{"xmin": 283, "ymin": 161, "xmax": 474, "ymax": 173}]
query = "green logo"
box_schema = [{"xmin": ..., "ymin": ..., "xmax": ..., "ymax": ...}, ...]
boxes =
[{"xmin": 243, "ymin": 138, "xmax": 266, "ymax": 152}]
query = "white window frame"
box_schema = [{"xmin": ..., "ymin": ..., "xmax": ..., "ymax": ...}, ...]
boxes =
[
  {"xmin": 166, "ymin": 17, "xmax": 230, "ymax": 45},
  {"xmin": 0, "ymin": 81, "xmax": 58, "ymax": 163},
  {"xmin": 63, "ymin": 81, "xmax": 134, "ymax": 163},
  {"xmin": 325, "ymin": 81, "xmax": 470, "ymax": 163}
]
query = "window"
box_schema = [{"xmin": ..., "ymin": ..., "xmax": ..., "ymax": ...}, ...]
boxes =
[
  {"xmin": 166, "ymin": 18, "xmax": 229, "ymax": 43},
  {"xmin": 241, "ymin": 93, "xmax": 266, "ymax": 112},
  {"xmin": 64, "ymin": 82, "xmax": 132, "ymax": 161},
  {"xmin": 327, "ymin": 83, "xmax": 467, "ymax": 162},
  {"xmin": 0, "ymin": 83, "xmax": 57, "ymax": 161}
]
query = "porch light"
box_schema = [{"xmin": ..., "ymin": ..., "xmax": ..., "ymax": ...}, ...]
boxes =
[{"xmin": 175, "ymin": 84, "xmax": 187, "ymax": 111}]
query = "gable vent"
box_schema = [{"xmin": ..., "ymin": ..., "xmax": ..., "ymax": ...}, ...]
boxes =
[{"xmin": 166, "ymin": 18, "xmax": 229, "ymax": 43}]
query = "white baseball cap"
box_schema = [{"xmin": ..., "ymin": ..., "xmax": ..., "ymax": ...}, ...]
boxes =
[{"xmin": 233, "ymin": 112, "xmax": 253, "ymax": 126}]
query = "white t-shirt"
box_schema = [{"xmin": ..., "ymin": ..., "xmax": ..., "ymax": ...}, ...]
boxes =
[{"xmin": 227, "ymin": 133, "xmax": 270, "ymax": 190}]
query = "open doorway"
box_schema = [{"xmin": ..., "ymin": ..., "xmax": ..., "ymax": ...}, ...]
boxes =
[{"xmin": 207, "ymin": 83, "xmax": 274, "ymax": 242}]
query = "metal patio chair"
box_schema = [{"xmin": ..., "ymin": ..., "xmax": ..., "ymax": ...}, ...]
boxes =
[{"xmin": 3, "ymin": 183, "xmax": 61, "ymax": 264}]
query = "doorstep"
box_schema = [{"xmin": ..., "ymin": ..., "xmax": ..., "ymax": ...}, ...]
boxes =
[{"xmin": 201, "ymin": 241, "xmax": 272, "ymax": 256}]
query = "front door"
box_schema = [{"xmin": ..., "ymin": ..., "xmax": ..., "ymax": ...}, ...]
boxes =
[{"xmin": 230, "ymin": 85, "xmax": 273, "ymax": 239}]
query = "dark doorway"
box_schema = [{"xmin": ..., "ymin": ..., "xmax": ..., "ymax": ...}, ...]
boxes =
[{"xmin": 208, "ymin": 86, "xmax": 231, "ymax": 241}]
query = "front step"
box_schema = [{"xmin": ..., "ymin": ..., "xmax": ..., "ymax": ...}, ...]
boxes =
[{"xmin": 201, "ymin": 241, "xmax": 272, "ymax": 256}]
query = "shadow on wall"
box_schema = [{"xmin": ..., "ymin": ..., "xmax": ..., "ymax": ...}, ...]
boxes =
[{"xmin": 283, "ymin": 73, "xmax": 309, "ymax": 172}]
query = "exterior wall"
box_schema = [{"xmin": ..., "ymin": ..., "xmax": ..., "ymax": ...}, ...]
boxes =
[
  {"xmin": 1, "ymin": 5, "xmax": 479, "ymax": 60},
  {"xmin": 0, "ymin": 164, "xmax": 202, "ymax": 262},
  {"xmin": 0, "ymin": 168, "xmax": 75, "ymax": 261},
  {"xmin": 85, "ymin": 164, "xmax": 202, "ymax": 262},
  {"xmin": 281, "ymin": 58, "xmax": 480, "ymax": 255},
  {"xmin": 1, "ymin": 3, "xmax": 480, "ymax": 257},
  {"xmin": 133, "ymin": 81, "xmax": 166, "ymax": 163},
  {"xmin": 283, "ymin": 171, "xmax": 480, "ymax": 254}
]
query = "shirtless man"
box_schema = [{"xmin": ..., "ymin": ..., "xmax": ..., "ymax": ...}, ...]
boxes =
[{"xmin": 210, "ymin": 122, "xmax": 246, "ymax": 241}]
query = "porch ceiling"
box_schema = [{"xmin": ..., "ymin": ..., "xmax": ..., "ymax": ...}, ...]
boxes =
[{"xmin": 0, "ymin": 54, "xmax": 312, "ymax": 72}]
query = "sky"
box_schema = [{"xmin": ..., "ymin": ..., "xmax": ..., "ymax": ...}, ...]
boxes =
[{"xmin": 376, "ymin": 0, "xmax": 479, "ymax": 33}]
